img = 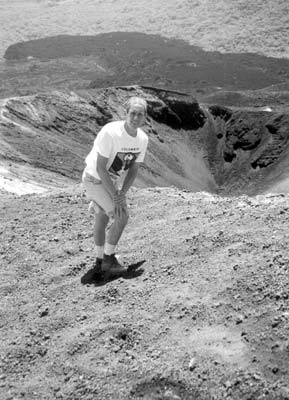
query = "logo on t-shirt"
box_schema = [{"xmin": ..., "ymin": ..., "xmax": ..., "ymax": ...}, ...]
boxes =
[{"xmin": 109, "ymin": 152, "xmax": 140, "ymax": 176}]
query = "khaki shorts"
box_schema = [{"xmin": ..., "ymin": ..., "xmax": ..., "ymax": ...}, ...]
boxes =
[{"xmin": 82, "ymin": 172, "xmax": 114, "ymax": 217}]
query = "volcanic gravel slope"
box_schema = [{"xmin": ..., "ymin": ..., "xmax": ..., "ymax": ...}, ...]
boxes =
[{"xmin": 1, "ymin": 187, "xmax": 289, "ymax": 400}]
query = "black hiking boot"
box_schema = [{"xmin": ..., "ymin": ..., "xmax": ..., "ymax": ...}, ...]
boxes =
[
  {"xmin": 102, "ymin": 254, "xmax": 127, "ymax": 276},
  {"xmin": 92, "ymin": 257, "xmax": 103, "ymax": 276}
]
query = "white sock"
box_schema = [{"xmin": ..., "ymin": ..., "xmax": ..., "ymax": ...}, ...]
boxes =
[
  {"xmin": 95, "ymin": 245, "xmax": 104, "ymax": 259},
  {"xmin": 104, "ymin": 243, "xmax": 116, "ymax": 256}
]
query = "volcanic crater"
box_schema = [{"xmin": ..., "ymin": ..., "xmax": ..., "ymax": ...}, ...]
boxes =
[{"xmin": 1, "ymin": 28, "xmax": 289, "ymax": 400}]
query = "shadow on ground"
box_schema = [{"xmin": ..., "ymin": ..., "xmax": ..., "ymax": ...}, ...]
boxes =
[{"xmin": 80, "ymin": 259, "xmax": 146, "ymax": 286}]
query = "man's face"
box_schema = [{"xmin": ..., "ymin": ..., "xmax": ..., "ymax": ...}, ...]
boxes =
[{"xmin": 126, "ymin": 104, "xmax": 146, "ymax": 130}]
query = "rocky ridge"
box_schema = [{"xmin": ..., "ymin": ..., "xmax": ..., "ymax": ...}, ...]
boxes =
[{"xmin": 1, "ymin": 85, "xmax": 289, "ymax": 196}]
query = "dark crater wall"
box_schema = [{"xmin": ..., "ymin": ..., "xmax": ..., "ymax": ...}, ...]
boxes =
[
  {"xmin": 207, "ymin": 105, "xmax": 289, "ymax": 195},
  {"xmin": 143, "ymin": 86, "xmax": 206, "ymax": 130}
]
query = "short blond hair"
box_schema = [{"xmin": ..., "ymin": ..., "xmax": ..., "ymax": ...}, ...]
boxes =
[{"xmin": 124, "ymin": 97, "xmax": 147, "ymax": 113}]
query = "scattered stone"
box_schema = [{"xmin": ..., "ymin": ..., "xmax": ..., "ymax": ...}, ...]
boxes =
[
  {"xmin": 189, "ymin": 357, "xmax": 197, "ymax": 371},
  {"xmin": 236, "ymin": 314, "xmax": 245, "ymax": 324},
  {"xmin": 163, "ymin": 389, "xmax": 181, "ymax": 400},
  {"xmin": 38, "ymin": 347, "xmax": 48, "ymax": 356},
  {"xmin": 39, "ymin": 307, "xmax": 49, "ymax": 317},
  {"xmin": 272, "ymin": 318, "xmax": 281, "ymax": 328},
  {"xmin": 112, "ymin": 345, "xmax": 121, "ymax": 353},
  {"xmin": 272, "ymin": 366, "xmax": 279, "ymax": 374},
  {"xmin": 271, "ymin": 342, "xmax": 280, "ymax": 350}
]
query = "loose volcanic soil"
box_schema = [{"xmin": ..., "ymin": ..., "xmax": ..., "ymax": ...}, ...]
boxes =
[{"xmin": 1, "ymin": 187, "xmax": 289, "ymax": 400}]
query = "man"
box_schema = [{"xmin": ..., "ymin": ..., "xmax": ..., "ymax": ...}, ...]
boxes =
[{"xmin": 82, "ymin": 96, "xmax": 149, "ymax": 276}]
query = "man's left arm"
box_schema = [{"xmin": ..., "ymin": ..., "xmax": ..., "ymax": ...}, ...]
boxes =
[{"xmin": 120, "ymin": 162, "xmax": 140, "ymax": 195}]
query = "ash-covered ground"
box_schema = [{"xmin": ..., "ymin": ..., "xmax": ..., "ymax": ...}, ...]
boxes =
[{"xmin": 1, "ymin": 187, "xmax": 289, "ymax": 399}]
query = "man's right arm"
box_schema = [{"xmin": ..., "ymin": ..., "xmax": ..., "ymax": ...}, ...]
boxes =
[
  {"xmin": 97, "ymin": 154, "xmax": 127, "ymax": 219},
  {"xmin": 96, "ymin": 154, "xmax": 117, "ymax": 198}
]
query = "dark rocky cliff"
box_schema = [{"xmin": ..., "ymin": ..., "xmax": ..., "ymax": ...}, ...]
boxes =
[{"xmin": 207, "ymin": 105, "xmax": 289, "ymax": 194}]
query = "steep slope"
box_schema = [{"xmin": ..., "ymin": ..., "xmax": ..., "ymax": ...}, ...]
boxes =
[{"xmin": 206, "ymin": 105, "xmax": 289, "ymax": 195}]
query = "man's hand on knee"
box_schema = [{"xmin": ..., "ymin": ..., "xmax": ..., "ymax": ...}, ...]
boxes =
[
  {"xmin": 113, "ymin": 190, "xmax": 126, "ymax": 204},
  {"xmin": 113, "ymin": 191, "xmax": 128, "ymax": 219}
]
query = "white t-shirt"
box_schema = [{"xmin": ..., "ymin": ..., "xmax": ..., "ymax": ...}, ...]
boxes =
[{"xmin": 84, "ymin": 120, "xmax": 148, "ymax": 180}]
